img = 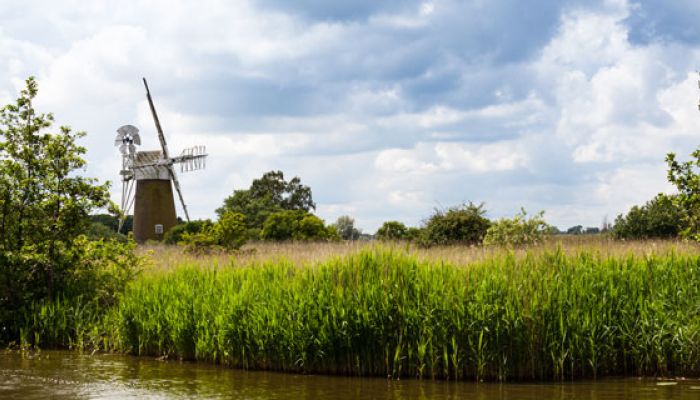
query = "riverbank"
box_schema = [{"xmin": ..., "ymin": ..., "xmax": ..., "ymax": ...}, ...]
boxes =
[{"xmin": 17, "ymin": 242, "xmax": 700, "ymax": 381}]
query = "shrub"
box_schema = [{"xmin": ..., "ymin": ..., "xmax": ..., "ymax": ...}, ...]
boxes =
[
  {"xmin": 612, "ymin": 194, "xmax": 682, "ymax": 239},
  {"xmin": 421, "ymin": 203, "xmax": 490, "ymax": 246},
  {"xmin": 215, "ymin": 212, "xmax": 248, "ymax": 250},
  {"xmin": 164, "ymin": 219, "xmax": 214, "ymax": 245},
  {"xmin": 0, "ymin": 77, "xmax": 142, "ymax": 343},
  {"xmin": 483, "ymin": 209, "xmax": 550, "ymax": 246},
  {"xmin": 179, "ymin": 212, "xmax": 248, "ymax": 253},
  {"xmin": 376, "ymin": 221, "xmax": 408, "ymax": 240},
  {"xmin": 331, "ymin": 215, "xmax": 361, "ymax": 240},
  {"xmin": 260, "ymin": 210, "xmax": 335, "ymax": 241},
  {"xmin": 86, "ymin": 222, "xmax": 128, "ymax": 243}
]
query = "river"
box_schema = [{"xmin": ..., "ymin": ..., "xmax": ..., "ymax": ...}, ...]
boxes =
[{"xmin": 2, "ymin": 351, "xmax": 700, "ymax": 399}]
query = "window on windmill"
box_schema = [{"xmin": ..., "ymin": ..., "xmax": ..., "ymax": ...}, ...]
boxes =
[{"xmin": 155, "ymin": 224, "xmax": 164, "ymax": 234}]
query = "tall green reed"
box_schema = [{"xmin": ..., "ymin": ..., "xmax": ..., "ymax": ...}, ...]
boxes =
[{"xmin": 106, "ymin": 246, "xmax": 700, "ymax": 380}]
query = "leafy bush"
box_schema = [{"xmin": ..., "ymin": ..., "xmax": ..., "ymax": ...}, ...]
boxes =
[
  {"xmin": 215, "ymin": 212, "xmax": 248, "ymax": 250},
  {"xmin": 260, "ymin": 210, "xmax": 335, "ymax": 241},
  {"xmin": 483, "ymin": 209, "xmax": 550, "ymax": 246},
  {"xmin": 163, "ymin": 219, "xmax": 214, "ymax": 245},
  {"xmin": 421, "ymin": 203, "xmax": 491, "ymax": 246},
  {"xmin": 331, "ymin": 215, "xmax": 361, "ymax": 240},
  {"xmin": 180, "ymin": 212, "xmax": 248, "ymax": 253},
  {"xmin": 0, "ymin": 77, "xmax": 143, "ymax": 343},
  {"xmin": 376, "ymin": 221, "xmax": 409, "ymax": 240},
  {"xmin": 612, "ymin": 194, "xmax": 682, "ymax": 239},
  {"xmin": 217, "ymin": 170, "xmax": 315, "ymax": 233},
  {"xmin": 86, "ymin": 222, "xmax": 128, "ymax": 243},
  {"xmin": 667, "ymin": 149, "xmax": 700, "ymax": 239}
]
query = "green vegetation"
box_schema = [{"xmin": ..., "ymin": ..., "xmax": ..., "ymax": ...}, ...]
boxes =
[
  {"xmin": 376, "ymin": 220, "xmax": 409, "ymax": 240},
  {"xmin": 612, "ymin": 194, "xmax": 682, "ymax": 239},
  {"xmin": 421, "ymin": 203, "xmax": 491, "ymax": 246},
  {"xmin": 163, "ymin": 219, "xmax": 214, "ymax": 245},
  {"xmin": 331, "ymin": 215, "xmax": 361, "ymax": 240},
  {"xmin": 260, "ymin": 210, "xmax": 337, "ymax": 241},
  {"xmin": 667, "ymin": 149, "xmax": 700, "ymax": 240},
  {"xmin": 217, "ymin": 170, "xmax": 316, "ymax": 237},
  {"xmin": 17, "ymin": 246, "xmax": 700, "ymax": 381},
  {"xmin": 483, "ymin": 209, "xmax": 550, "ymax": 246},
  {"xmin": 179, "ymin": 212, "xmax": 248, "ymax": 253},
  {"xmin": 0, "ymin": 78, "xmax": 142, "ymax": 344}
]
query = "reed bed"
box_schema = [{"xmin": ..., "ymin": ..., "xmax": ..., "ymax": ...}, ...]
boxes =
[
  {"xmin": 102, "ymin": 244, "xmax": 700, "ymax": 381},
  {"xmin": 141, "ymin": 236, "xmax": 700, "ymax": 270}
]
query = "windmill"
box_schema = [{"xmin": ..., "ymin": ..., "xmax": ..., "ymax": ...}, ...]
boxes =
[{"xmin": 115, "ymin": 78, "xmax": 207, "ymax": 242}]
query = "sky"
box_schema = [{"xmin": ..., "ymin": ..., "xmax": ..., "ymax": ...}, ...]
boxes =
[{"xmin": 1, "ymin": 0, "xmax": 700, "ymax": 232}]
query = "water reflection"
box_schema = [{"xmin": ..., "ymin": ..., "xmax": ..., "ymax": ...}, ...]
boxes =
[{"xmin": 1, "ymin": 351, "xmax": 699, "ymax": 399}]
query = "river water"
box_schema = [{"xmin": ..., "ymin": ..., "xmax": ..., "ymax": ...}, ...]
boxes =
[{"xmin": 2, "ymin": 351, "xmax": 700, "ymax": 399}]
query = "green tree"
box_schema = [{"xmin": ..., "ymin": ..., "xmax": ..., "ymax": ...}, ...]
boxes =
[
  {"xmin": 332, "ymin": 215, "xmax": 361, "ymax": 240},
  {"xmin": 0, "ymin": 77, "xmax": 142, "ymax": 342},
  {"xmin": 163, "ymin": 219, "xmax": 214, "ymax": 245},
  {"xmin": 215, "ymin": 211, "xmax": 248, "ymax": 250},
  {"xmin": 612, "ymin": 194, "xmax": 682, "ymax": 239},
  {"xmin": 666, "ymin": 149, "xmax": 700, "ymax": 239},
  {"xmin": 483, "ymin": 209, "xmax": 550, "ymax": 246},
  {"xmin": 376, "ymin": 221, "xmax": 408, "ymax": 240},
  {"xmin": 260, "ymin": 210, "xmax": 334, "ymax": 241},
  {"xmin": 217, "ymin": 170, "xmax": 315, "ymax": 233},
  {"xmin": 421, "ymin": 202, "xmax": 491, "ymax": 246}
]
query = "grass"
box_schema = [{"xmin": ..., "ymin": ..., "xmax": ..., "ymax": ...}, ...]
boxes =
[
  {"xmin": 19, "ymin": 237, "xmax": 700, "ymax": 381},
  {"xmin": 140, "ymin": 235, "xmax": 700, "ymax": 270}
]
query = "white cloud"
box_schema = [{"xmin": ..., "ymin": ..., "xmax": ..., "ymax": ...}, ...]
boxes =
[{"xmin": 2, "ymin": 0, "xmax": 700, "ymax": 232}]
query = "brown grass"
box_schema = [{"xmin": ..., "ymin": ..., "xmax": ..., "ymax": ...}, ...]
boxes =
[{"xmin": 138, "ymin": 235, "xmax": 700, "ymax": 271}]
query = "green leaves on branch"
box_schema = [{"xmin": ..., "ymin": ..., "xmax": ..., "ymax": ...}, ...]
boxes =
[
  {"xmin": 612, "ymin": 194, "xmax": 682, "ymax": 239},
  {"xmin": 180, "ymin": 212, "xmax": 248, "ymax": 253},
  {"xmin": 260, "ymin": 210, "xmax": 338, "ymax": 241},
  {"xmin": 0, "ymin": 77, "xmax": 143, "ymax": 344},
  {"xmin": 421, "ymin": 202, "xmax": 491, "ymax": 246},
  {"xmin": 666, "ymin": 150, "xmax": 700, "ymax": 240},
  {"xmin": 217, "ymin": 170, "xmax": 315, "ymax": 232},
  {"xmin": 483, "ymin": 208, "xmax": 550, "ymax": 246}
]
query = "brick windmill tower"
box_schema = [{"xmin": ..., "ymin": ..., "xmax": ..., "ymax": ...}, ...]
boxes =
[{"xmin": 115, "ymin": 78, "xmax": 207, "ymax": 242}]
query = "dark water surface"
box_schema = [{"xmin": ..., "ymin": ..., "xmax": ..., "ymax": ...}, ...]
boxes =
[{"xmin": 2, "ymin": 351, "xmax": 700, "ymax": 399}]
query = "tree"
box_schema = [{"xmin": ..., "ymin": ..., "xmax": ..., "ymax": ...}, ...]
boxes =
[
  {"xmin": 666, "ymin": 149, "xmax": 700, "ymax": 240},
  {"xmin": 376, "ymin": 221, "xmax": 409, "ymax": 240},
  {"xmin": 0, "ymin": 77, "xmax": 142, "ymax": 342},
  {"xmin": 217, "ymin": 170, "xmax": 315, "ymax": 233},
  {"xmin": 259, "ymin": 210, "xmax": 335, "ymax": 241},
  {"xmin": 164, "ymin": 219, "xmax": 214, "ymax": 245},
  {"xmin": 612, "ymin": 194, "xmax": 682, "ymax": 239},
  {"xmin": 332, "ymin": 215, "xmax": 361, "ymax": 240},
  {"xmin": 421, "ymin": 202, "xmax": 491, "ymax": 246},
  {"xmin": 483, "ymin": 209, "xmax": 550, "ymax": 246},
  {"xmin": 566, "ymin": 225, "xmax": 583, "ymax": 235}
]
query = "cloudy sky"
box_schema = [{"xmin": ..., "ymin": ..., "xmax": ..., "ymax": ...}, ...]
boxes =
[{"xmin": 1, "ymin": 0, "xmax": 699, "ymax": 232}]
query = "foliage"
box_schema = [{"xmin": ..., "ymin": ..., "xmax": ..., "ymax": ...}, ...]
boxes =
[
  {"xmin": 180, "ymin": 213, "xmax": 248, "ymax": 253},
  {"xmin": 483, "ymin": 209, "xmax": 550, "ymax": 246},
  {"xmin": 0, "ymin": 77, "xmax": 142, "ymax": 343},
  {"xmin": 332, "ymin": 215, "xmax": 361, "ymax": 240},
  {"xmin": 217, "ymin": 170, "xmax": 315, "ymax": 232},
  {"xmin": 163, "ymin": 219, "xmax": 214, "ymax": 245},
  {"xmin": 376, "ymin": 221, "xmax": 408, "ymax": 240},
  {"xmin": 86, "ymin": 222, "xmax": 127, "ymax": 243},
  {"xmin": 215, "ymin": 212, "xmax": 248, "ymax": 250},
  {"xmin": 566, "ymin": 225, "xmax": 583, "ymax": 235},
  {"xmin": 612, "ymin": 194, "xmax": 682, "ymax": 239},
  {"xmin": 109, "ymin": 247, "xmax": 700, "ymax": 380},
  {"xmin": 89, "ymin": 213, "xmax": 133, "ymax": 234},
  {"xmin": 421, "ymin": 202, "xmax": 490, "ymax": 246},
  {"xmin": 259, "ymin": 210, "xmax": 336, "ymax": 241},
  {"xmin": 666, "ymin": 149, "xmax": 700, "ymax": 240}
]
